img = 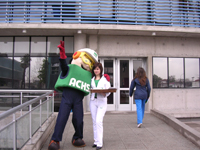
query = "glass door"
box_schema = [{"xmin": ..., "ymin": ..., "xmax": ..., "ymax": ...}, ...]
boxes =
[
  {"xmin": 100, "ymin": 58, "xmax": 145, "ymax": 111},
  {"xmin": 117, "ymin": 59, "xmax": 131, "ymax": 111},
  {"xmin": 117, "ymin": 58, "xmax": 145, "ymax": 111},
  {"xmin": 101, "ymin": 59, "xmax": 115, "ymax": 111},
  {"xmin": 130, "ymin": 59, "xmax": 143, "ymax": 111}
]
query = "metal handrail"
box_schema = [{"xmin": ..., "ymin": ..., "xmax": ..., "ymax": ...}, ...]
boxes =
[
  {"xmin": 0, "ymin": 90, "xmax": 54, "ymax": 150},
  {"xmin": 0, "ymin": 90, "xmax": 53, "ymax": 121}
]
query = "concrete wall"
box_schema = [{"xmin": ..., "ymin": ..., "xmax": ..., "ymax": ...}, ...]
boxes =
[
  {"xmin": 84, "ymin": 34, "xmax": 200, "ymax": 112},
  {"xmin": 90, "ymin": 35, "xmax": 200, "ymax": 57},
  {"xmin": 153, "ymin": 89, "xmax": 200, "ymax": 112}
]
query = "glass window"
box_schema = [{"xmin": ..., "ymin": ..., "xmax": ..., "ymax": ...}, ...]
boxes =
[
  {"xmin": 0, "ymin": 37, "xmax": 13, "ymax": 56},
  {"xmin": 169, "ymin": 58, "xmax": 184, "ymax": 88},
  {"xmin": 120, "ymin": 60, "xmax": 129, "ymax": 88},
  {"xmin": 31, "ymin": 37, "xmax": 46, "ymax": 56},
  {"xmin": 153, "ymin": 58, "xmax": 168, "ymax": 88},
  {"xmin": 133, "ymin": 60, "xmax": 142, "ymax": 78},
  {"xmin": 120, "ymin": 90, "xmax": 129, "ymax": 104},
  {"xmin": 185, "ymin": 58, "xmax": 199, "ymax": 88},
  {"xmin": 30, "ymin": 57, "xmax": 46, "ymax": 89},
  {"xmin": 64, "ymin": 37, "xmax": 74, "ymax": 53},
  {"xmin": 0, "ymin": 57, "xmax": 13, "ymax": 88},
  {"xmin": 14, "ymin": 37, "xmax": 29, "ymax": 56},
  {"xmin": 47, "ymin": 37, "xmax": 62, "ymax": 56},
  {"xmin": 14, "ymin": 56, "xmax": 30, "ymax": 89},
  {"xmin": 104, "ymin": 60, "xmax": 113, "ymax": 104}
]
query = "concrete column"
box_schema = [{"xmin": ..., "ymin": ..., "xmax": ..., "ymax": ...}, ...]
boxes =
[
  {"xmin": 74, "ymin": 33, "xmax": 86, "ymax": 51},
  {"xmin": 88, "ymin": 35, "xmax": 98, "ymax": 53},
  {"xmin": 146, "ymin": 55, "xmax": 153, "ymax": 111}
]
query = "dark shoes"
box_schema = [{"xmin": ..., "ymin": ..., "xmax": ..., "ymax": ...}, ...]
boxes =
[
  {"xmin": 48, "ymin": 140, "xmax": 60, "ymax": 150},
  {"xmin": 92, "ymin": 144, "xmax": 102, "ymax": 149},
  {"xmin": 92, "ymin": 144, "xmax": 97, "ymax": 148},
  {"xmin": 72, "ymin": 138, "xmax": 86, "ymax": 147}
]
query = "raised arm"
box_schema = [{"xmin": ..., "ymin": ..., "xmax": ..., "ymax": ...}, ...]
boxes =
[{"xmin": 57, "ymin": 41, "xmax": 68, "ymax": 76}]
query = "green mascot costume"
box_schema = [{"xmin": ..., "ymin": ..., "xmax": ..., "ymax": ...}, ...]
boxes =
[{"xmin": 48, "ymin": 41, "xmax": 99, "ymax": 150}]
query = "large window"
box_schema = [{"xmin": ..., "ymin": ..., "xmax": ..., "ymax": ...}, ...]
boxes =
[
  {"xmin": 0, "ymin": 36, "xmax": 74, "ymax": 89},
  {"xmin": 153, "ymin": 58, "xmax": 168, "ymax": 88},
  {"xmin": 169, "ymin": 58, "xmax": 184, "ymax": 88},
  {"xmin": 185, "ymin": 58, "xmax": 200, "ymax": 87},
  {"xmin": 153, "ymin": 57, "xmax": 200, "ymax": 88}
]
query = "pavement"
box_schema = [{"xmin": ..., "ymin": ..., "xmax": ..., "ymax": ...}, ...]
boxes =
[{"xmin": 40, "ymin": 111, "xmax": 200, "ymax": 150}]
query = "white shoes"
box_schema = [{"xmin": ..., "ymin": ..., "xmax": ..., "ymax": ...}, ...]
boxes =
[{"xmin": 137, "ymin": 123, "xmax": 142, "ymax": 128}]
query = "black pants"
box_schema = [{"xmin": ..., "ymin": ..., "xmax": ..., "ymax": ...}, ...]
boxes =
[{"xmin": 51, "ymin": 87, "xmax": 84, "ymax": 141}]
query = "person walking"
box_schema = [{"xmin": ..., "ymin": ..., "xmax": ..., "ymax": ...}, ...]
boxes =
[
  {"xmin": 129, "ymin": 67, "xmax": 151, "ymax": 128},
  {"xmin": 90, "ymin": 62, "xmax": 111, "ymax": 150}
]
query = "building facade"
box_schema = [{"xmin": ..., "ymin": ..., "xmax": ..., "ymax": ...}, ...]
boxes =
[{"xmin": 0, "ymin": 0, "xmax": 200, "ymax": 114}]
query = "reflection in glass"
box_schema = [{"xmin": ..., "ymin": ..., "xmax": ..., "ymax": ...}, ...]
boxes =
[
  {"xmin": 0, "ymin": 57, "xmax": 13, "ymax": 88},
  {"xmin": 185, "ymin": 58, "xmax": 199, "ymax": 87},
  {"xmin": 31, "ymin": 37, "xmax": 46, "ymax": 56},
  {"xmin": 153, "ymin": 57, "xmax": 168, "ymax": 88},
  {"xmin": 42, "ymin": 101, "xmax": 47, "ymax": 123},
  {"xmin": 30, "ymin": 57, "xmax": 46, "ymax": 89},
  {"xmin": 104, "ymin": 60, "xmax": 113, "ymax": 104},
  {"xmin": 0, "ymin": 123, "xmax": 14, "ymax": 149},
  {"xmin": 64, "ymin": 37, "xmax": 74, "ymax": 53},
  {"xmin": 120, "ymin": 60, "xmax": 129, "ymax": 88},
  {"xmin": 120, "ymin": 90, "xmax": 129, "ymax": 104},
  {"xmin": 14, "ymin": 56, "xmax": 30, "ymax": 89},
  {"xmin": 32, "ymin": 107, "xmax": 40, "ymax": 135},
  {"xmin": 169, "ymin": 58, "xmax": 184, "ymax": 88},
  {"xmin": 0, "ymin": 37, "xmax": 13, "ymax": 56},
  {"xmin": 47, "ymin": 37, "xmax": 62, "ymax": 56},
  {"xmin": 17, "ymin": 114, "xmax": 30, "ymax": 149},
  {"xmin": 15, "ymin": 37, "xmax": 29, "ymax": 55},
  {"xmin": 133, "ymin": 60, "xmax": 142, "ymax": 78}
]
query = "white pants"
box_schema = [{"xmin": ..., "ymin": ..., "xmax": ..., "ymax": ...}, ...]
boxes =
[{"xmin": 90, "ymin": 98, "xmax": 107, "ymax": 147}]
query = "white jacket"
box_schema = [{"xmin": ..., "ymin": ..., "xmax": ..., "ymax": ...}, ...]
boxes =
[{"xmin": 90, "ymin": 76, "xmax": 111, "ymax": 100}]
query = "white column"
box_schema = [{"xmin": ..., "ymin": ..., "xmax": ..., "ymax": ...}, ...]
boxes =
[{"xmin": 74, "ymin": 33, "xmax": 86, "ymax": 51}]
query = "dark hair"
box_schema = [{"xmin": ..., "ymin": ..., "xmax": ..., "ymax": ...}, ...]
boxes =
[
  {"xmin": 92, "ymin": 62, "xmax": 103, "ymax": 78},
  {"xmin": 133, "ymin": 67, "xmax": 147, "ymax": 86}
]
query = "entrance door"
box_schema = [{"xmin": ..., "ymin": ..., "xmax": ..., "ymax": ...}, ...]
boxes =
[
  {"xmin": 117, "ymin": 59, "xmax": 131, "ymax": 111},
  {"xmin": 117, "ymin": 59, "xmax": 144, "ymax": 111},
  {"xmin": 101, "ymin": 59, "xmax": 115, "ymax": 111},
  {"xmin": 100, "ymin": 58, "xmax": 145, "ymax": 111}
]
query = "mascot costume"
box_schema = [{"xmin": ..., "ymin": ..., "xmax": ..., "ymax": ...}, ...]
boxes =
[{"xmin": 48, "ymin": 41, "xmax": 109, "ymax": 150}]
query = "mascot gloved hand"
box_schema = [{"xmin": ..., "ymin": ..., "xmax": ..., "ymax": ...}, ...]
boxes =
[{"xmin": 57, "ymin": 41, "xmax": 67, "ymax": 59}]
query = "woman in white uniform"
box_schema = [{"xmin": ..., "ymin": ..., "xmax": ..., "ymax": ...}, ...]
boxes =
[{"xmin": 90, "ymin": 62, "xmax": 111, "ymax": 150}]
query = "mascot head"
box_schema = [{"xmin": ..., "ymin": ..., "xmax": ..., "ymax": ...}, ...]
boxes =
[{"xmin": 71, "ymin": 48, "xmax": 98, "ymax": 72}]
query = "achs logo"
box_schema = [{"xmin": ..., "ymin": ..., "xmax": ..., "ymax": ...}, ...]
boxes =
[
  {"xmin": 69, "ymin": 78, "xmax": 90, "ymax": 92},
  {"xmin": 94, "ymin": 52, "xmax": 97, "ymax": 58}
]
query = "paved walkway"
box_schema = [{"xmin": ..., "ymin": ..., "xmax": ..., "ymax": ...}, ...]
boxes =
[{"xmin": 41, "ymin": 111, "xmax": 200, "ymax": 150}]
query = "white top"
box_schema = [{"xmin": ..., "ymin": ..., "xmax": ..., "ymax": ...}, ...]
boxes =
[{"xmin": 90, "ymin": 76, "xmax": 111, "ymax": 100}]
